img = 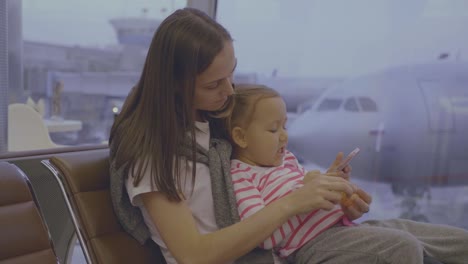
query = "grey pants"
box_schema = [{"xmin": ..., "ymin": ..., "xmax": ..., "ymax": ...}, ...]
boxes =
[{"xmin": 286, "ymin": 219, "xmax": 468, "ymax": 264}]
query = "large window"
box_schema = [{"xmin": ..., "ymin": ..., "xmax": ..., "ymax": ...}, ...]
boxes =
[
  {"xmin": 2, "ymin": 0, "xmax": 186, "ymax": 152},
  {"xmin": 3, "ymin": 0, "xmax": 467, "ymax": 233},
  {"xmin": 217, "ymin": 0, "xmax": 468, "ymax": 229}
]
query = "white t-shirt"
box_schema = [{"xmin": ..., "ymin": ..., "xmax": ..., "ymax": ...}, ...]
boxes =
[
  {"xmin": 126, "ymin": 121, "xmax": 219, "ymax": 264},
  {"xmin": 126, "ymin": 121, "xmax": 280, "ymax": 264}
]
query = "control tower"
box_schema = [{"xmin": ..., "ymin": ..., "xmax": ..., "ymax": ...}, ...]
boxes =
[{"xmin": 109, "ymin": 10, "xmax": 162, "ymax": 70}]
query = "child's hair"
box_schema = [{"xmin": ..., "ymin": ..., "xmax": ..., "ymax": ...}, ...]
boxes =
[
  {"xmin": 110, "ymin": 8, "xmax": 233, "ymax": 202},
  {"xmin": 224, "ymin": 84, "xmax": 280, "ymax": 145}
]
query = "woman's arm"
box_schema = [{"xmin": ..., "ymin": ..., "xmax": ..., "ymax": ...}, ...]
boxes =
[
  {"xmin": 141, "ymin": 174, "xmax": 353, "ymax": 264},
  {"xmin": 341, "ymin": 187, "xmax": 372, "ymax": 220}
]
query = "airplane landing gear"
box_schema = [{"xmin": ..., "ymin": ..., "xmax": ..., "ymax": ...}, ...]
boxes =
[
  {"xmin": 392, "ymin": 184, "xmax": 431, "ymax": 222},
  {"xmin": 399, "ymin": 198, "xmax": 429, "ymax": 222},
  {"xmin": 391, "ymin": 183, "xmax": 429, "ymax": 197}
]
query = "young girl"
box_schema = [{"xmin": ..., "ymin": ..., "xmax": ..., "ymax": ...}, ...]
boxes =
[
  {"xmin": 224, "ymin": 84, "xmax": 468, "ymax": 264},
  {"xmin": 108, "ymin": 8, "xmax": 357, "ymax": 264}
]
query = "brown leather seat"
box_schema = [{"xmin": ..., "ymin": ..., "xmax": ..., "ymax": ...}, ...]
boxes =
[
  {"xmin": 44, "ymin": 149, "xmax": 165, "ymax": 264},
  {"xmin": 0, "ymin": 161, "xmax": 57, "ymax": 264}
]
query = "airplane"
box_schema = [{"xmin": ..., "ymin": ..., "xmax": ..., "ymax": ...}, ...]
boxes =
[
  {"xmin": 256, "ymin": 76, "xmax": 343, "ymax": 113},
  {"xmin": 287, "ymin": 61, "xmax": 468, "ymax": 200},
  {"xmin": 232, "ymin": 72, "xmax": 343, "ymax": 117}
]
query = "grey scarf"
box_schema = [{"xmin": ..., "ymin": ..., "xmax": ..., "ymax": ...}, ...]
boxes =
[
  {"xmin": 181, "ymin": 138, "xmax": 275, "ymax": 263},
  {"xmin": 110, "ymin": 137, "xmax": 275, "ymax": 263}
]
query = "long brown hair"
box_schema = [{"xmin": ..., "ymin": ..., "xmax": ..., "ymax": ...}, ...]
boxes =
[
  {"xmin": 223, "ymin": 84, "xmax": 280, "ymax": 146},
  {"xmin": 109, "ymin": 8, "xmax": 233, "ymax": 202}
]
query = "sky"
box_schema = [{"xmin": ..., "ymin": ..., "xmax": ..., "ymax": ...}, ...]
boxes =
[
  {"xmin": 22, "ymin": 0, "xmax": 186, "ymax": 47},
  {"xmin": 23, "ymin": 0, "xmax": 468, "ymax": 77},
  {"xmin": 216, "ymin": 0, "xmax": 468, "ymax": 77}
]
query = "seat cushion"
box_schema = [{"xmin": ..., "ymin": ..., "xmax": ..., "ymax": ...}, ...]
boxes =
[{"xmin": 0, "ymin": 162, "xmax": 57, "ymax": 264}]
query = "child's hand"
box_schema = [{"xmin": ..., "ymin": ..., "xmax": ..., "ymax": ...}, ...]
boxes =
[
  {"xmin": 326, "ymin": 152, "xmax": 351, "ymax": 180},
  {"xmin": 340, "ymin": 163, "xmax": 352, "ymax": 180},
  {"xmin": 289, "ymin": 172, "xmax": 354, "ymax": 215},
  {"xmin": 326, "ymin": 152, "xmax": 353, "ymax": 205}
]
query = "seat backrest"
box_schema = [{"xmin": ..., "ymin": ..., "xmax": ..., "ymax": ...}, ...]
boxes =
[
  {"xmin": 0, "ymin": 161, "xmax": 57, "ymax": 264},
  {"xmin": 46, "ymin": 149, "xmax": 165, "ymax": 264},
  {"xmin": 8, "ymin": 103, "xmax": 58, "ymax": 151}
]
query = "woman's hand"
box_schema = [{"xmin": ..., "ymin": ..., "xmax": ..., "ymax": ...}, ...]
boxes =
[
  {"xmin": 341, "ymin": 186, "xmax": 372, "ymax": 221},
  {"xmin": 289, "ymin": 170, "xmax": 354, "ymax": 216}
]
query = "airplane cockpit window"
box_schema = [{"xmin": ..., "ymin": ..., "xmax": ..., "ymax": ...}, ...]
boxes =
[
  {"xmin": 344, "ymin": 97, "xmax": 359, "ymax": 112},
  {"xmin": 358, "ymin": 97, "xmax": 378, "ymax": 112},
  {"xmin": 317, "ymin": 98, "xmax": 343, "ymax": 112}
]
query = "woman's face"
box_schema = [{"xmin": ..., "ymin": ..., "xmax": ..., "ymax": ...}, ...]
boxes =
[{"xmin": 194, "ymin": 41, "xmax": 237, "ymax": 118}]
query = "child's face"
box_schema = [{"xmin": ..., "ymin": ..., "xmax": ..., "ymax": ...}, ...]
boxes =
[{"xmin": 239, "ymin": 96, "xmax": 288, "ymax": 167}]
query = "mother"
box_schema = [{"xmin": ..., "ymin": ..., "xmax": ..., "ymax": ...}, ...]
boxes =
[{"xmin": 109, "ymin": 8, "xmax": 372, "ymax": 264}]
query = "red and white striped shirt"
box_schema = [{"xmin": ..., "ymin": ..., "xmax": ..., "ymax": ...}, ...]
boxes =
[{"xmin": 231, "ymin": 150, "xmax": 348, "ymax": 258}]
